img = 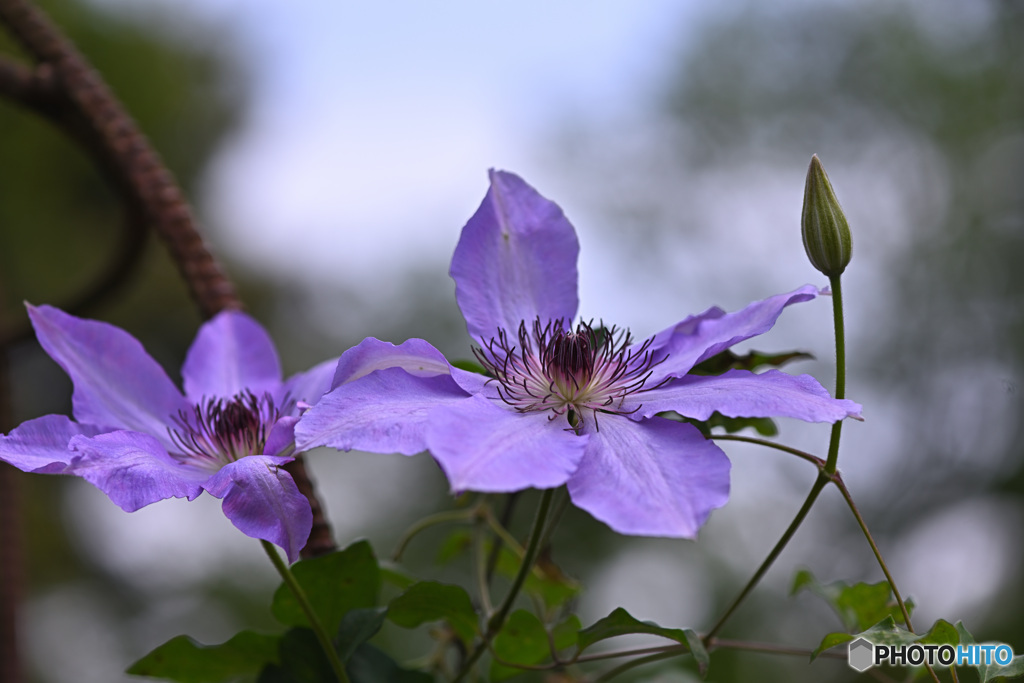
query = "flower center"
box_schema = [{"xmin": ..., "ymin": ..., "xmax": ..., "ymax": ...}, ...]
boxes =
[
  {"xmin": 168, "ymin": 390, "xmax": 289, "ymax": 468},
  {"xmin": 474, "ymin": 318, "xmax": 668, "ymax": 428}
]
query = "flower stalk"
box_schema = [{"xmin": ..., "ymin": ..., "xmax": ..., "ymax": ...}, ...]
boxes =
[
  {"xmin": 454, "ymin": 488, "xmax": 555, "ymax": 682},
  {"xmin": 261, "ymin": 541, "xmax": 350, "ymax": 683}
]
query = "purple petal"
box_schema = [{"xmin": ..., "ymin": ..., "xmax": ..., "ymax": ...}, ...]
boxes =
[
  {"xmin": 567, "ymin": 416, "xmax": 730, "ymax": 537},
  {"xmin": 626, "ymin": 369, "xmax": 863, "ymax": 422},
  {"xmin": 296, "ymin": 367, "xmax": 470, "ymax": 455},
  {"xmin": 67, "ymin": 431, "xmax": 207, "ymax": 511},
  {"xmin": 643, "ymin": 285, "xmax": 821, "ymax": 383},
  {"xmin": 450, "ymin": 170, "xmax": 580, "ymax": 343},
  {"xmin": 28, "ymin": 305, "xmax": 189, "ymax": 439},
  {"xmin": 425, "ymin": 395, "xmax": 587, "ymax": 492},
  {"xmin": 182, "ymin": 310, "xmax": 282, "ymax": 402},
  {"xmin": 204, "ymin": 456, "xmax": 312, "ymax": 563},
  {"xmin": 278, "ymin": 357, "xmax": 338, "ymax": 410},
  {"xmin": 265, "ymin": 416, "xmax": 299, "ymax": 457},
  {"xmin": 0, "ymin": 414, "xmax": 106, "ymax": 473},
  {"xmin": 331, "ymin": 336, "xmax": 487, "ymax": 395}
]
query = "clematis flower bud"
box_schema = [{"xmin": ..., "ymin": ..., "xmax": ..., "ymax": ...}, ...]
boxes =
[{"xmin": 801, "ymin": 154, "xmax": 852, "ymax": 277}]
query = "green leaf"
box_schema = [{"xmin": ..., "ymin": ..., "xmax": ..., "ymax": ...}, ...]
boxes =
[
  {"xmin": 346, "ymin": 643, "xmax": 434, "ymax": 683},
  {"xmin": 690, "ymin": 349, "xmax": 813, "ymax": 375},
  {"xmin": 379, "ymin": 561, "xmax": 418, "ymax": 591},
  {"xmin": 257, "ymin": 629, "xmax": 333, "ymax": 683},
  {"xmin": 490, "ymin": 610, "xmax": 550, "ymax": 681},
  {"xmin": 956, "ymin": 622, "xmax": 1024, "ymax": 682},
  {"xmin": 127, "ymin": 631, "xmax": 280, "ymax": 682},
  {"xmin": 387, "ymin": 581, "xmax": 479, "ymax": 644},
  {"xmin": 684, "ymin": 628, "xmax": 710, "ymax": 678},
  {"xmin": 451, "ymin": 359, "xmax": 488, "ymax": 375},
  {"xmin": 488, "ymin": 612, "xmax": 581, "ymax": 681},
  {"xmin": 812, "ymin": 616, "xmax": 919, "ymax": 660},
  {"xmin": 917, "ymin": 619, "xmax": 959, "ymax": 647},
  {"xmin": 791, "ymin": 569, "xmax": 913, "ymax": 631},
  {"xmin": 337, "ymin": 607, "xmax": 388, "ymax": 663},
  {"xmin": 492, "ymin": 545, "xmax": 581, "ymax": 609},
  {"xmin": 435, "ymin": 529, "xmax": 473, "ymax": 565},
  {"xmin": 577, "ymin": 608, "xmax": 694, "ymax": 653},
  {"xmin": 271, "ymin": 540, "xmax": 380, "ymax": 637}
]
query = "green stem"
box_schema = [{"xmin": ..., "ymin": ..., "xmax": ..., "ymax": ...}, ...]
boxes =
[
  {"xmin": 453, "ymin": 489, "xmax": 555, "ymax": 682},
  {"xmin": 703, "ymin": 472, "xmax": 830, "ymax": 643},
  {"xmin": 824, "ymin": 274, "xmax": 846, "ymax": 475},
  {"xmin": 260, "ymin": 541, "xmax": 350, "ymax": 683},
  {"xmin": 831, "ymin": 476, "xmax": 914, "ymax": 630},
  {"xmin": 832, "ymin": 478, "xmax": 943, "ymax": 683},
  {"xmin": 594, "ymin": 647, "xmax": 688, "ymax": 683},
  {"xmin": 709, "ymin": 434, "xmax": 825, "ymax": 468},
  {"xmin": 391, "ymin": 506, "xmax": 477, "ymax": 561}
]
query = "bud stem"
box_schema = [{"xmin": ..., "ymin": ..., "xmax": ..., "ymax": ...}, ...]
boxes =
[{"xmin": 824, "ymin": 274, "xmax": 846, "ymax": 475}]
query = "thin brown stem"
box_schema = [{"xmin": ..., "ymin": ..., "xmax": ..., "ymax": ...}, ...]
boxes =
[
  {"xmin": 0, "ymin": 0, "xmax": 238, "ymax": 318},
  {"xmin": 0, "ymin": 0, "xmax": 336, "ymax": 558}
]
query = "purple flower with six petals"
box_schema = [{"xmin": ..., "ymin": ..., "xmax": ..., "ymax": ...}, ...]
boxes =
[
  {"xmin": 297, "ymin": 170, "xmax": 863, "ymax": 537},
  {"xmin": 0, "ymin": 306, "xmax": 337, "ymax": 561}
]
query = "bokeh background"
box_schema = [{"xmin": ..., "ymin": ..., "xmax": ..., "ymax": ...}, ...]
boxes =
[{"xmin": 1, "ymin": 0, "xmax": 1022, "ymax": 681}]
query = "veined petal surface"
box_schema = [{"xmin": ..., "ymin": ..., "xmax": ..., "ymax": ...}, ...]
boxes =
[
  {"xmin": 0, "ymin": 414, "xmax": 105, "ymax": 473},
  {"xmin": 626, "ymin": 369, "xmax": 863, "ymax": 422},
  {"xmin": 182, "ymin": 310, "xmax": 282, "ymax": 401},
  {"xmin": 425, "ymin": 395, "xmax": 587, "ymax": 493},
  {"xmin": 567, "ymin": 416, "xmax": 730, "ymax": 537},
  {"xmin": 643, "ymin": 285, "xmax": 820, "ymax": 383},
  {"xmin": 67, "ymin": 430, "xmax": 207, "ymax": 512},
  {"xmin": 204, "ymin": 456, "xmax": 311, "ymax": 563},
  {"xmin": 451, "ymin": 170, "xmax": 579, "ymax": 342},
  {"xmin": 297, "ymin": 367, "xmax": 470, "ymax": 455},
  {"xmin": 28, "ymin": 305, "xmax": 188, "ymax": 441}
]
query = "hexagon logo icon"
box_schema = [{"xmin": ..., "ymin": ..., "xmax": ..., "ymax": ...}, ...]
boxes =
[{"xmin": 848, "ymin": 638, "xmax": 874, "ymax": 672}]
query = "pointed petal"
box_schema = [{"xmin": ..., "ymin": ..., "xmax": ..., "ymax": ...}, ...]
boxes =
[
  {"xmin": 0, "ymin": 414, "xmax": 105, "ymax": 473},
  {"xmin": 182, "ymin": 310, "xmax": 282, "ymax": 402},
  {"xmin": 425, "ymin": 395, "xmax": 587, "ymax": 492},
  {"xmin": 204, "ymin": 456, "xmax": 312, "ymax": 563},
  {"xmin": 331, "ymin": 336, "xmax": 487, "ymax": 395},
  {"xmin": 296, "ymin": 367, "xmax": 470, "ymax": 455},
  {"xmin": 265, "ymin": 416, "xmax": 299, "ymax": 457},
  {"xmin": 28, "ymin": 305, "xmax": 189, "ymax": 438},
  {"xmin": 567, "ymin": 416, "xmax": 730, "ymax": 538},
  {"xmin": 279, "ymin": 357, "xmax": 338, "ymax": 410},
  {"xmin": 626, "ymin": 369, "xmax": 863, "ymax": 422},
  {"xmin": 643, "ymin": 285, "xmax": 820, "ymax": 383},
  {"xmin": 451, "ymin": 170, "xmax": 579, "ymax": 342},
  {"xmin": 67, "ymin": 431, "xmax": 207, "ymax": 511}
]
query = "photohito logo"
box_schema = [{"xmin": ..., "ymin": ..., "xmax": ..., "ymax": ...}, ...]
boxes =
[{"xmin": 847, "ymin": 638, "xmax": 1015, "ymax": 671}]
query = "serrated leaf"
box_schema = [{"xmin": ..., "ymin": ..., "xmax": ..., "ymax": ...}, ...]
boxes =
[
  {"xmin": 577, "ymin": 608, "xmax": 693, "ymax": 653},
  {"xmin": 337, "ymin": 607, "xmax": 388, "ymax": 663},
  {"xmin": 387, "ymin": 581, "xmax": 479, "ymax": 643},
  {"xmin": 791, "ymin": 569, "xmax": 912, "ymax": 631},
  {"xmin": 127, "ymin": 631, "xmax": 280, "ymax": 682}
]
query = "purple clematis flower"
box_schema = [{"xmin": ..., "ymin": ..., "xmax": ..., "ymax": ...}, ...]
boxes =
[
  {"xmin": 296, "ymin": 170, "xmax": 862, "ymax": 538},
  {"xmin": 0, "ymin": 306, "xmax": 338, "ymax": 561}
]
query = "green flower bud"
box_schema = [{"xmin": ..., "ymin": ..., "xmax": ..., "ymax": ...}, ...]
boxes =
[{"xmin": 801, "ymin": 154, "xmax": 852, "ymax": 277}]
